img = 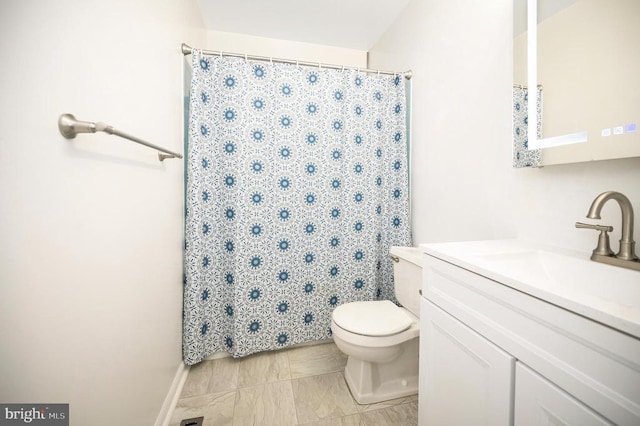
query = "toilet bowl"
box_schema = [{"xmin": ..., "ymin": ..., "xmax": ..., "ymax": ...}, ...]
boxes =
[{"xmin": 331, "ymin": 246, "xmax": 423, "ymax": 404}]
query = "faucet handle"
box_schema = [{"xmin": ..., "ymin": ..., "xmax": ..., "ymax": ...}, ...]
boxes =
[
  {"xmin": 575, "ymin": 222, "xmax": 613, "ymax": 232},
  {"xmin": 575, "ymin": 222, "xmax": 615, "ymax": 256}
]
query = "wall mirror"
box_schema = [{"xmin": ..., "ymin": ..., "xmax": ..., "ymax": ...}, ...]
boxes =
[{"xmin": 513, "ymin": 0, "xmax": 640, "ymax": 167}]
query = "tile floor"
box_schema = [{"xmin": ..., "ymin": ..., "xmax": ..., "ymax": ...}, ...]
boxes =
[{"xmin": 170, "ymin": 341, "xmax": 419, "ymax": 426}]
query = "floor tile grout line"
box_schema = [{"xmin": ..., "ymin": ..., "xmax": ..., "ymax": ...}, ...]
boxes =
[
  {"xmin": 285, "ymin": 378, "xmax": 301, "ymax": 426},
  {"xmin": 283, "ymin": 349, "xmax": 304, "ymax": 426},
  {"xmin": 236, "ymin": 376, "xmax": 293, "ymax": 390},
  {"xmin": 288, "ymin": 347, "xmax": 304, "ymax": 426},
  {"xmin": 229, "ymin": 388, "xmax": 240, "ymax": 426}
]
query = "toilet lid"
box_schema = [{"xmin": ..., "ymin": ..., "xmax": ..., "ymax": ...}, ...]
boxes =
[{"xmin": 332, "ymin": 300, "xmax": 413, "ymax": 336}]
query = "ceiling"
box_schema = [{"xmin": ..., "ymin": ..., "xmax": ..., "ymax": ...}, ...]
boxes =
[{"xmin": 196, "ymin": 0, "xmax": 413, "ymax": 50}]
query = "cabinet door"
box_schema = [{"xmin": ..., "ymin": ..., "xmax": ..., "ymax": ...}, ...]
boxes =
[
  {"xmin": 419, "ymin": 298, "xmax": 515, "ymax": 426},
  {"xmin": 515, "ymin": 363, "xmax": 613, "ymax": 425}
]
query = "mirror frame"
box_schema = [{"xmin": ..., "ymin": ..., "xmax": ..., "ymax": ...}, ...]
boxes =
[{"xmin": 527, "ymin": 0, "xmax": 588, "ymax": 150}]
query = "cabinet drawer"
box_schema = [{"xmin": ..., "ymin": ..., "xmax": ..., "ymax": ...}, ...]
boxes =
[
  {"xmin": 422, "ymin": 254, "xmax": 640, "ymax": 425},
  {"xmin": 515, "ymin": 362, "xmax": 612, "ymax": 425}
]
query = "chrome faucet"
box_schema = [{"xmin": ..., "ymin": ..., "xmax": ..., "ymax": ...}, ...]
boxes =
[{"xmin": 576, "ymin": 191, "xmax": 640, "ymax": 271}]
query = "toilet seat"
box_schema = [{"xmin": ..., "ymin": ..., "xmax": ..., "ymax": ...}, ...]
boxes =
[{"xmin": 332, "ymin": 300, "xmax": 413, "ymax": 336}]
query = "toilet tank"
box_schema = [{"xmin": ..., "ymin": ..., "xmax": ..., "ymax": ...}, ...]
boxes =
[{"xmin": 390, "ymin": 246, "xmax": 423, "ymax": 318}]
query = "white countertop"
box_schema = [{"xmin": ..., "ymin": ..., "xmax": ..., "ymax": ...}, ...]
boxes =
[{"xmin": 420, "ymin": 239, "xmax": 640, "ymax": 338}]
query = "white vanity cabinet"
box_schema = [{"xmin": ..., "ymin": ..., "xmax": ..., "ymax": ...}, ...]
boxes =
[{"xmin": 418, "ymin": 242, "xmax": 640, "ymax": 426}]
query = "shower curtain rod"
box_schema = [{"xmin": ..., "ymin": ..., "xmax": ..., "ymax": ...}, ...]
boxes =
[
  {"xmin": 57, "ymin": 113, "xmax": 183, "ymax": 161},
  {"xmin": 513, "ymin": 84, "xmax": 543, "ymax": 89},
  {"xmin": 181, "ymin": 43, "xmax": 413, "ymax": 80}
]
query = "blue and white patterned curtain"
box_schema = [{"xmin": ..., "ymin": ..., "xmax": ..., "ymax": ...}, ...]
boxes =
[
  {"xmin": 183, "ymin": 50, "xmax": 411, "ymax": 364},
  {"xmin": 513, "ymin": 86, "xmax": 542, "ymax": 168}
]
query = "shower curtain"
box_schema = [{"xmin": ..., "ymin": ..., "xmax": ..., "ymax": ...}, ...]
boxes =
[
  {"xmin": 512, "ymin": 86, "xmax": 542, "ymax": 168},
  {"xmin": 183, "ymin": 50, "xmax": 411, "ymax": 364}
]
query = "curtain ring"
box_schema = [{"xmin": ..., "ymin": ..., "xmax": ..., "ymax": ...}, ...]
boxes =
[
  {"xmin": 318, "ymin": 62, "xmax": 321, "ymax": 69},
  {"xmin": 296, "ymin": 59, "xmax": 299, "ymax": 67},
  {"xmin": 270, "ymin": 57, "xmax": 273, "ymax": 64},
  {"xmin": 245, "ymin": 53, "xmax": 248, "ymax": 61},
  {"xmin": 219, "ymin": 50, "xmax": 222, "ymax": 58}
]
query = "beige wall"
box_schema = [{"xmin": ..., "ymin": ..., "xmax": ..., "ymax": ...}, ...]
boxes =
[
  {"xmin": 369, "ymin": 0, "xmax": 640, "ymax": 253},
  {"xmin": 0, "ymin": 1, "xmax": 205, "ymax": 425}
]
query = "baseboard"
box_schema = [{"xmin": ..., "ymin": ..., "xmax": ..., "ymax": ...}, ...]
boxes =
[{"xmin": 155, "ymin": 361, "xmax": 191, "ymax": 426}]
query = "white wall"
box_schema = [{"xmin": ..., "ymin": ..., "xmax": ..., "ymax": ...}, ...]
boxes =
[
  {"xmin": 0, "ymin": 1, "xmax": 205, "ymax": 425},
  {"xmin": 206, "ymin": 30, "xmax": 367, "ymax": 68},
  {"xmin": 369, "ymin": 0, "xmax": 640, "ymax": 252}
]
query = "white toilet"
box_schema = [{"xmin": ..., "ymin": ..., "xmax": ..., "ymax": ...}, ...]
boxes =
[{"xmin": 331, "ymin": 246, "xmax": 423, "ymax": 404}]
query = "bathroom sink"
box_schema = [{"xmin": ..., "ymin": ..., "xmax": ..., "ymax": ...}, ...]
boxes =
[
  {"xmin": 476, "ymin": 249, "xmax": 640, "ymax": 304},
  {"xmin": 421, "ymin": 240, "xmax": 640, "ymax": 337}
]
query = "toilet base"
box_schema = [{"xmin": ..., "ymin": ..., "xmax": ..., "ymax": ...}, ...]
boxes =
[{"xmin": 343, "ymin": 337, "xmax": 419, "ymax": 404}]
